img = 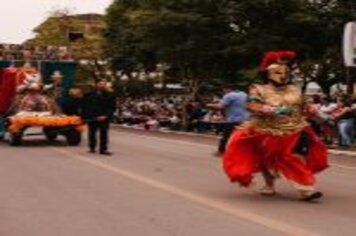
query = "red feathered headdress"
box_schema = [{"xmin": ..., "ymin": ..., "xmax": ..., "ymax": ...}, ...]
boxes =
[{"xmin": 259, "ymin": 50, "xmax": 296, "ymax": 71}]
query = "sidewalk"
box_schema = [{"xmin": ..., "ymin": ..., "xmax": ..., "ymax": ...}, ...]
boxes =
[{"xmin": 114, "ymin": 124, "xmax": 356, "ymax": 157}]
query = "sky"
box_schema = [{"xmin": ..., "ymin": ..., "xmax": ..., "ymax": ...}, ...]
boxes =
[{"xmin": 0, "ymin": 0, "xmax": 113, "ymax": 44}]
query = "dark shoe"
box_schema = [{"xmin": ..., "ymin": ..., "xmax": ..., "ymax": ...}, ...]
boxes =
[
  {"xmin": 301, "ymin": 191, "xmax": 323, "ymax": 202},
  {"xmin": 100, "ymin": 151, "xmax": 112, "ymax": 156},
  {"xmin": 88, "ymin": 149, "xmax": 96, "ymax": 154}
]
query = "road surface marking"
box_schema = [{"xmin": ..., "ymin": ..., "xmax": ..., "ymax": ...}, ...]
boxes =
[
  {"xmin": 115, "ymin": 131, "xmax": 356, "ymax": 171},
  {"xmin": 53, "ymin": 147, "xmax": 317, "ymax": 236}
]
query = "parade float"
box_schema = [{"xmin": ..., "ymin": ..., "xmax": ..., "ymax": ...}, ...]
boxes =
[{"xmin": 0, "ymin": 58, "xmax": 83, "ymax": 146}]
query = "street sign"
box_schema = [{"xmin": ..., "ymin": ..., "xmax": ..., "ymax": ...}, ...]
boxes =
[{"xmin": 343, "ymin": 21, "xmax": 356, "ymax": 67}]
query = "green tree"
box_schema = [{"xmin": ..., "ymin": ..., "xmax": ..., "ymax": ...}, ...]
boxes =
[
  {"xmin": 228, "ymin": 0, "xmax": 356, "ymax": 92},
  {"xmin": 106, "ymin": 0, "xmax": 246, "ymax": 99},
  {"xmin": 105, "ymin": 0, "xmax": 356, "ymax": 94}
]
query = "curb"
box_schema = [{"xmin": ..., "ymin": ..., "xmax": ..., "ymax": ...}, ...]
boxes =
[
  {"xmin": 327, "ymin": 149, "xmax": 356, "ymax": 157},
  {"xmin": 113, "ymin": 124, "xmax": 356, "ymax": 157}
]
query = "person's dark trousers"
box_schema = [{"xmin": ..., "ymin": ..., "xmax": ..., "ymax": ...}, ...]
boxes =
[
  {"xmin": 218, "ymin": 122, "xmax": 240, "ymax": 154},
  {"xmin": 88, "ymin": 121, "xmax": 110, "ymax": 153}
]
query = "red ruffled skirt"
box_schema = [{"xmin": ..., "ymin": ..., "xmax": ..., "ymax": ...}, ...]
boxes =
[{"xmin": 223, "ymin": 126, "xmax": 328, "ymax": 187}]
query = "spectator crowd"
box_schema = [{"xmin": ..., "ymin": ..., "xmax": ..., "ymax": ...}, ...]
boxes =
[
  {"xmin": 0, "ymin": 44, "xmax": 72, "ymax": 61},
  {"xmin": 112, "ymin": 96, "xmax": 225, "ymax": 134},
  {"xmin": 110, "ymin": 93, "xmax": 356, "ymax": 149},
  {"xmin": 307, "ymin": 94, "xmax": 356, "ymax": 149}
]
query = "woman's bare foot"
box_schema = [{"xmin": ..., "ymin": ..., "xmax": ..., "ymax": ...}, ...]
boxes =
[{"xmin": 260, "ymin": 186, "xmax": 277, "ymax": 196}]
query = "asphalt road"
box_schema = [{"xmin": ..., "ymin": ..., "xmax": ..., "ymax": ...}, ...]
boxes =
[{"xmin": 0, "ymin": 128, "xmax": 355, "ymax": 236}]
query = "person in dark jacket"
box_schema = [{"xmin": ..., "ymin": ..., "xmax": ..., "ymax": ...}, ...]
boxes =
[
  {"xmin": 60, "ymin": 87, "xmax": 83, "ymax": 116},
  {"xmin": 82, "ymin": 80, "xmax": 116, "ymax": 155}
]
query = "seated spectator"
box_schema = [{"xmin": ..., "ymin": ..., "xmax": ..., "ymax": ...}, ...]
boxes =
[
  {"xmin": 332, "ymin": 96, "xmax": 355, "ymax": 148},
  {"xmin": 144, "ymin": 115, "xmax": 159, "ymax": 131},
  {"xmin": 210, "ymin": 111, "xmax": 225, "ymax": 123},
  {"xmin": 318, "ymin": 97, "xmax": 337, "ymax": 144}
]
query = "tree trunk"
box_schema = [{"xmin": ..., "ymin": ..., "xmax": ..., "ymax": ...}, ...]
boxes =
[{"xmin": 346, "ymin": 67, "xmax": 355, "ymax": 95}]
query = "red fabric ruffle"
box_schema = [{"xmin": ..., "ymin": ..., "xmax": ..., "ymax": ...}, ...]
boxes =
[
  {"xmin": 0, "ymin": 68, "xmax": 18, "ymax": 113},
  {"xmin": 223, "ymin": 126, "xmax": 328, "ymax": 187}
]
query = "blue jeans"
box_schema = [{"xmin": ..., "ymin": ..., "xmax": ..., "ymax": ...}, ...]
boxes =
[{"xmin": 337, "ymin": 119, "xmax": 354, "ymax": 146}]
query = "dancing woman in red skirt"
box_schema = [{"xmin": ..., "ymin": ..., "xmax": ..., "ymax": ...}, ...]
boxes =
[{"xmin": 223, "ymin": 51, "xmax": 328, "ymax": 201}]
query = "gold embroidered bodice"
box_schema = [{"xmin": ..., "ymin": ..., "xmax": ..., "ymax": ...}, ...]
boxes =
[{"xmin": 243, "ymin": 84, "xmax": 308, "ymax": 135}]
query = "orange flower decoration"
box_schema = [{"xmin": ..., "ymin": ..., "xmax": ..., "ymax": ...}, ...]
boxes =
[{"xmin": 8, "ymin": 116, "xmax": 83, "ymax": 134}]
